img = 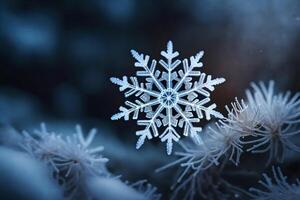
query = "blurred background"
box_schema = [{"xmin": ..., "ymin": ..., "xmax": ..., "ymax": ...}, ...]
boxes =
[{"xmin": 0, "ymin": 0, "xmax": 300, "ymax": 198}]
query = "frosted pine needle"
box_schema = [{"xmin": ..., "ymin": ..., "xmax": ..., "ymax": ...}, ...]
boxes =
[
  {"xmin": 130, "ymin": 180, "xmax": 162, "ymax": 200},
  {"xmin": 22, "ymin": 123, "xmax": 109, "ymax": 198},
  {"xmin": 250, "ymin": 166, "xmax": 300, "ymax": 200},
  {"xmin": 244, "ymin": 81, "xmax": 300, "ymax": 164}
]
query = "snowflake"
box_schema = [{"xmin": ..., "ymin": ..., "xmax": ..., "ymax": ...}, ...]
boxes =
[{"xmin": 111, "ymin": 41, "xmax": 225, "ymax": 154}]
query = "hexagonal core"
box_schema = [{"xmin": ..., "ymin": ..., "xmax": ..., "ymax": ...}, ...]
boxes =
[{"xmin": 159, "ymin": 88, "xmax": 178, "ymax": 108}]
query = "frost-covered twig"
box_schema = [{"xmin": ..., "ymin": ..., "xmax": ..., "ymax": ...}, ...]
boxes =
[
  {"xmin": 22, "ymin": 123, "xmax": 109, "ymax": 198},
  {"xmin": 243, "ymin": 81, "xmax": 300, "ymax": 165},
  {"xmin": 21, "ymin": 123, "xmax": 161, "ymax": 200},
  {"xmin": 249, "ymin": 166, "xmax": 300, "ymax": 200}
]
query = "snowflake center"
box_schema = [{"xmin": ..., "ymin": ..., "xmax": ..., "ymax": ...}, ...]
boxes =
[{"xmin": 159, "ymin": 88, "xmax": 178, "ymax": 108}]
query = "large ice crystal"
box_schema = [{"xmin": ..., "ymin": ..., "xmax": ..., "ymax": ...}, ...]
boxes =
[{"xmin": 111, "ymin": 41, "xmax": 225, "ymax": 154}]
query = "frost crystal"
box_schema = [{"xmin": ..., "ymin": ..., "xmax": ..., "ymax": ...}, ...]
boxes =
[
  {"xmin": 250, "ymin": 166, "xmax": 300, "ymax": 200},
  {"xmin": 22, "ymin": 123, "xmax": 109, "ymax": 198},
  {"xmin": 244, "ymin": 81, "xmax": 300, "ymax": 164},
  {"xmin": 130, "ymin": 180, "xmax": 162, "ymax": 200},
  {"xmin": 111, "ymin": 41, "xmax": 225, "ymax": 154}
]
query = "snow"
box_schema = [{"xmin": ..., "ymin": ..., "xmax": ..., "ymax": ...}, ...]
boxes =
[{"xmin": 111, "ymin": 41, "xmax": 225, "ymax": 154}]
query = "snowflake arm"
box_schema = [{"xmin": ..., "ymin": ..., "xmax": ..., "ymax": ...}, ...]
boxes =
[
  {"xmin": 177, "ymin": 99, "xmax": 224, "ymax": 120},
  {"xmin": 136, "ymin": 104, "xmax": 164, "ymax": 149},
  {"xmin": 131, "ymin": 49, "xmax": 165, "ymax": 91},
  {"xmin": 110, "ymin": 76, "xmax": 160, "ymax": 98},
  {"xmin": 160, "ymin": 107, "xmax": 181, "ymax": 154},
  {"xmin": 178, "ymin": 73, "xmax": 225, "ymax": 97},
  {"xmin": 173, "ymin": 104, "xmax": 201, "ymax": 137},
  {"xmin": 174, "ymin": 50, "xmax": 204, "ymax": 91},
  {"xmin": 159, "ymin": 40, "xmax": 181, "ymax": 71},
  {"xmin": 159, "ymin": 126, "xmax": 180, "ymax": 155},
  {"xmin": 111, "ymin": 99, "xmax": 160, "ymax": 121}
]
